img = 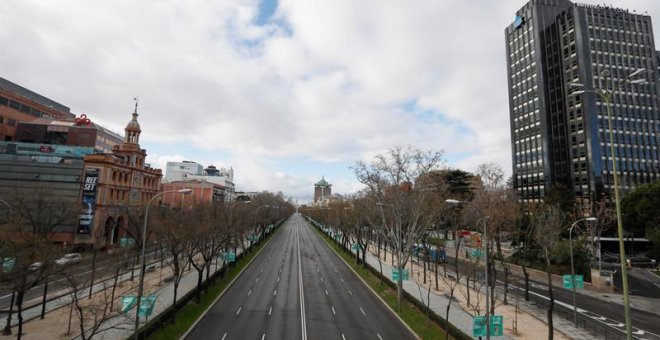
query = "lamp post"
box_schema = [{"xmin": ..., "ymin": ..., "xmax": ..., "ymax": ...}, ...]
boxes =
[
  {"xmin": 569, "ymin": 67, "xmax": 646, "ymax": 339},
  {"xmin": 446, "ymin": 199, "xmax": 490, "ymax": 340},
  {"xmin": 134, "ymin": 188, "xmax": 192, "ymax": 337},
  {"xmin": 569, "ymin": 217, "xmax": 597, "ymax": 326}
]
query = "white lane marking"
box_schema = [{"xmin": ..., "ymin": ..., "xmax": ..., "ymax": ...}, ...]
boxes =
[
  {"xmin": 297, "ymin": 224, "xmax": 308, "ymax": 340},
  {"xmin": 325, "ymin": 289, "xmax": 328, "ymax": 296},
  {"xmin": 360, "ymin": 307, "xmax": 366, "ymax": 315},
  {"xmin": 236, "ymin": 307, "xmax": 242, "ymax": 315},
  {"xmin": 341, "ymin": 333, "xmax": 346, "ymax": 340},
  {"xmin": 348, "ymin": 290, "xmax": 353, "ymax": 296},
  {"xmin": 340, "ymin": 278, "xmax": 344, "ymax": 283},
  {"xmin": 222, "ymin": 333, "xmax": 227, "ymax": 340},
  {"xmin": 331, "ymin": 306, "xmax": 336, "ymax": 315},
  {"xmin": 274, "ymin": 289, "xmax": 277, "ymax": 296},
  {"xmin": 256, "ymin": 277, "xmax": 259, "ymax": 282},
  {"xmin": 248, "ymin": 289, "xmax": 252, "ymax": 296},
  {"xmin": 269, "ymin": 306, "xmax": 272, "ymax": 316},
  {"xmin": 377, "ymin": 333, "xmax": 383, "ymax": 340},
  {"xmin": 277, "ymin": 276, "xmax": 280, "ymax": 282},
  {"xmin": 321, "ymin": 277, "xmax": 324, "ymax": 282},
  {"xmin": 261, "ymin": 333, "xmax": 266, "ymax": 340}
]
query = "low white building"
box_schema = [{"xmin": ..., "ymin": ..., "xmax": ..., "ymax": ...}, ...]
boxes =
[{"xmin": 164, "ymin": 161, "xmax": 235, "ymax": 201}]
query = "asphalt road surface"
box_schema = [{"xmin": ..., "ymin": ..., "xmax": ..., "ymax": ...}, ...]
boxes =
[{"xmin": 185, "ymin": 214, "xmax": 415, "ymax": 340}]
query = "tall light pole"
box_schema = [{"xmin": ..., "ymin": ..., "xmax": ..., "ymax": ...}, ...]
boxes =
[
  {"xmin": 569, "ymin": 67, "xmax": 646, "ymax": 339},
  {"xmin": 134, "ymin": 188, "xmax": 191, "ymax": 337},
  {"xmin": 569, "ymin": 217, "xmax": 597, "ymax": 326},
  {"xmin": 446, "ymin": 199, "xmax": 490, "ymax": 340}
]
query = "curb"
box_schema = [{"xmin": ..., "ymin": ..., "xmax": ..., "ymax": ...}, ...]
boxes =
[
  {"xmin": 179, "ymin": 223, "xmax": 283, "ymax": 340},
  {"xmin": 307, "ymin": 222, "xmax": 421, "ymax": 340}
]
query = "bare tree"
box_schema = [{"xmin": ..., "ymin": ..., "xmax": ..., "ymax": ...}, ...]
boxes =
[
  {"xmin": 60, "ymin": 265, "xmax": 128, "ymax": 340},
  {"xmin": 353, "ymin": 145, "xmax": 445, "ymax": 309},
  {"xmin": 533, "ymin": 205, "xmax": 565, "ymax": 340},
  {"xmin": 0, "ymin": 190, "xmax": 73, "ymax": 338}
]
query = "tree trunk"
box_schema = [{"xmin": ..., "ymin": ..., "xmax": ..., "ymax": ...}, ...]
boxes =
[
  {"xmin": 172, "ymin": 281, "xmax": 179, "ymax": 321},
  {"xmin": 196, "ymin": 270, "xmax": 203, "ymax": 302},
  {"xmin": 523, "ymin": 266, "xmax": 530, "ymax": 301},
  {"xmin": 3, "ymin": 291, "xmax": 15, "ymax": 335},
  {"xmin": 16, "ymin": 291, "xmax": 24, "ymax": 340},
  {"xmin": 546, "ymin": 260, "xmax": 554, "ymax": 340},
  {"xmin": 40, "ymin": 280, "xmax": 48, "ymax": 319},
  {"xmin": 110, "ymin": 268, "xmax": 120, "ymax": 311}
]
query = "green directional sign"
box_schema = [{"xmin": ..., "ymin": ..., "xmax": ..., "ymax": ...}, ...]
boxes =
[
  {"xmin": 473, "ymin": 315, "xmax": 504, "ymax": 336},
  {"xmin": 138, "ymin": 294, "xmax": 158, "ymax": 317},
  {"xmin": 122, "ymin": 296, "xmax": 137, "ymax": 313},
  {"xmin": 473, "ymin": 316, "xmax": 486, "ymax": 337},
  {"xmin": 119, "ymin": 238, "xmax": 135, "ymax": 248},
  {"xmin": 351, "ymin": 243, "xmax": 359, "ymax": 251},
  {"xmin": 227, "ymin": 252, "xmax": 236, "ymax": 263},
  {"xmin": 391, "ymin": 268, "xmax": 409, "ymax": 281},
  {"xmin": 471, "ymin": 249, "xmax": 482, "ymax": 258},
  {"xmin": 490, "ymin": 315, "xmax": 504, "ymax": 336},
  {"xmin": 2, "ymin": 257, "xmax": 15, "ymax": 273},
  {"xmin": 562, "ymin": 274, "xmax": 584, "ymax": 289}
]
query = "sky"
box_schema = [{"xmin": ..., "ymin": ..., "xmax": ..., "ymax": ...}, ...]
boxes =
[{"xmin": 1, "ymin": 0, "xmax": 659, "ymax": 203}]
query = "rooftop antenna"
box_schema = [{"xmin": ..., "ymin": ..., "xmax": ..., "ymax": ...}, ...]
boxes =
[{"xmin": 133, "ymin": 96, "xmax": 139, "ymax": 113}]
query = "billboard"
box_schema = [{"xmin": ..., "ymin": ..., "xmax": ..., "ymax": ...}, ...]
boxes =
[{"xmin": 78, "ymin": 168, "xmax": 99, "ymax": 234}]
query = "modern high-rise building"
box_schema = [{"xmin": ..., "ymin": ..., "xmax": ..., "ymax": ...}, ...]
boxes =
[{"xmin": 506, "ymin": 0, "xmax": 660, "ymax": 206}]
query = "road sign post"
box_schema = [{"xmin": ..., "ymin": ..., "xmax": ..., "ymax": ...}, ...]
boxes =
[{"xmin": 562, "ymin": 274, "xmax": 584, "ymax": 289}]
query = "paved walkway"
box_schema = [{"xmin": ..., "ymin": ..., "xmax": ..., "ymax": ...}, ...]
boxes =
[{"xmin": 328, "ymin": 229, "xmax": 600, "ymax": 340}]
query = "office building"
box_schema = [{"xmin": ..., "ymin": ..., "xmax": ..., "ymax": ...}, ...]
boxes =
[
  {"xmin": 506, "ymin": 0, "xmax": 660, "ymax": 206},
  {"xmin": 164, "ymin": 161, "xmax": 235, "ymax": 201},
  {"xmin": 0, "ymin": 77, "xmax": 74, "ymax": 141}
]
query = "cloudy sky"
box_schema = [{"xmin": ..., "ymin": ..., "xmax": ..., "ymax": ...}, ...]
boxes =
[{"xmin": 2, "ymin": 0, "xmax": 659, "ymax": 202}]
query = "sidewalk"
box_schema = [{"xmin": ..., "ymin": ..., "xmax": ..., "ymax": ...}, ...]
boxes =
[
  {"xmin": 334, "ymin": 233, "xmax": 598, "ymax": 340},
  {"xmin": 7, "ymin": 245, "xmax": 250, "ymax": 339}
]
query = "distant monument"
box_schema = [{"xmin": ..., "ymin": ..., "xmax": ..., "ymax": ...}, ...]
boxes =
[{"xmin": 313, "ymin": 176, "xmax": 332, "ymax": 204}]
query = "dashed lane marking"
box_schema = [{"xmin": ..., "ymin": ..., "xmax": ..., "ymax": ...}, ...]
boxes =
[
  {"xmin": 331, "ymin": 306, "xmax": 336, "ymax": 315},
  {"xmin": 236, "ymin": 307, "xmax": 242, "ymax": 316},
  {"xmin": 360, "ymin": 307, "xmax": 366, "ymax": 315},
  {"xmin": 377, "ymin": 333, "xmax": 383, "ymax": 340}
]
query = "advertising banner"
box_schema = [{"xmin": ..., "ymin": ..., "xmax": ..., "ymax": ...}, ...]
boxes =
[{"xmin": 78, "ymin": 168, "xmax": 99, "ymax": 234}]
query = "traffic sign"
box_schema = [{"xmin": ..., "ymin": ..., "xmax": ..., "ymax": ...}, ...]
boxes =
[
  {"xmin": 562, "ymin": 274, "xmax": 584, "ymax": 289},
  {"xmin": 351, "ymin": 243, "xmax": 359, "ymax": 251},
  {"xmin": 122, "ymin": 296, "xmax": 136, "ymax": 313},
  {"xmin": 391, "ymin": 268, "xmax": 409, "ymax": 281},
  {"xmin": 227, "ymin": 252, "xmax": 236, "ymax": 263},
  {"xmin": 471, "ymin": 249, "xmax": 482, "ymax": 258},
  {"xmin": 473, "ymin": 316, "xmax": 486, "ymax": 337},
  {"xmin": 119, "ymin": 238, "xmax": 135, "ymax": 248},
  {"xmin": 490, "ymin": 315, "xmax": 504, "ymax": 336},
  {"xmin": 473, "ymin": 315, "xmax": 504, "ymax": 337},
  {"xmin": 2, "ymin": 257, "xmax": 15, "ymax": 273},
  {"xmin": 138, "ymin": 294, "xmax": 158, "ymax": 317}
]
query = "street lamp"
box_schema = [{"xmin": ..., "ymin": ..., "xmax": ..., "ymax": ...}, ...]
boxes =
[
  {"xmin": 568, "ymin": 217, "xmax": 597, "ymax": 326},
  {"xmin": 445, "ymin": 199, "xmax": 491, "ymax": 340},
  {"xmin": 569, "ymin": 67, "xmax": 646, "ymax": 339},
  {"xmin": 134, "ymin": 188, "xmax": 192, "ymax": 336}
]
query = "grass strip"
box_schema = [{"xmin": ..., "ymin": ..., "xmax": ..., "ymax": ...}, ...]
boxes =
[
  {"xmin": 653, "ymin": 270, "xmax": 660, "ymax": 277},
  {"xmin": 311, "ymin": 225, "xmax": 452, "ymax": 340},
  {"xmin": 148, "ymin": 231, "xmax": 277, "ymax": 340}
]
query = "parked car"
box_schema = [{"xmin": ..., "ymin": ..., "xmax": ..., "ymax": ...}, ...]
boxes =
[
  {"xmin": 55, "ymin": 253, "xmax": 82, "ymax": 266},
  {"xmin": 28, "ymin": 262, "xmax": 43, "ymax": 271}
]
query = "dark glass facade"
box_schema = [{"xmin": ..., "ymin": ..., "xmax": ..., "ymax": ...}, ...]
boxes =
[{"xmin": 506, "ymin": 0, "xmax": 660, "ymax": 207}]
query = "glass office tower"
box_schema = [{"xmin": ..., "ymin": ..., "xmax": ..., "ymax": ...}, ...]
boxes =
[{"xmin": 506, "ymin": 0, "xmax": 660, "ymax": 207}]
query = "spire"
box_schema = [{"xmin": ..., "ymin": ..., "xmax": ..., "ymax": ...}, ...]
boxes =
[{"xmin": 124, "ymin": 98, "xmax": 142, "ymax": 144}]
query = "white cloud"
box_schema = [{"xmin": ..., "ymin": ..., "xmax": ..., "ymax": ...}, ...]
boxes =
[{"xmin": 2, "ymin": 0, "xmax": 658, "ymax": 199}]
